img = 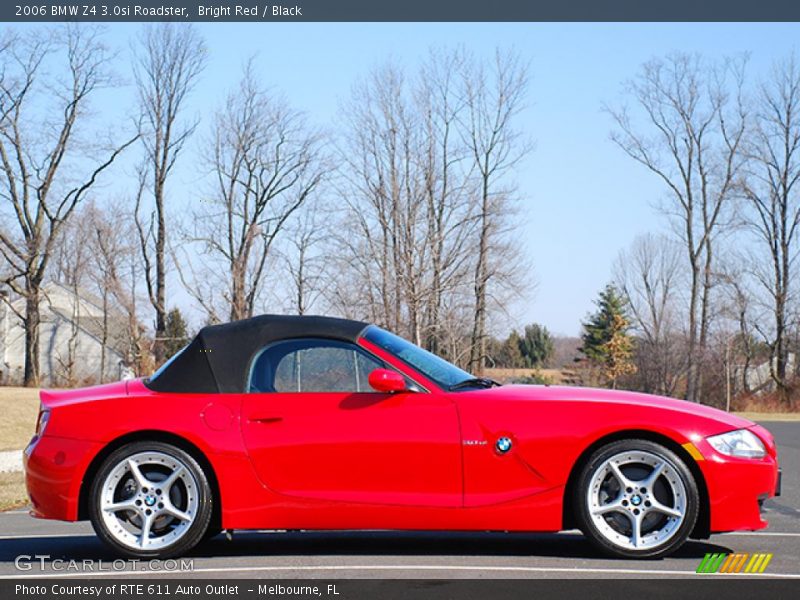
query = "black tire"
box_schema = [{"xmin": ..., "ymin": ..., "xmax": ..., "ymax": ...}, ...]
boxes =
[
  {"xmin": 574, "ymin": 439, "xmax": 699, "ymax": 559},
  {"xmin": 89, "ymin": 441, "xmax": 213, "ymax": 559}
]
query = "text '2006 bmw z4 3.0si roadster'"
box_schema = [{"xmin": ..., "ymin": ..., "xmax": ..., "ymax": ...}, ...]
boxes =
[{"xmin": 24, "ymin": 315, "xmax": 781, "ymax": 559}]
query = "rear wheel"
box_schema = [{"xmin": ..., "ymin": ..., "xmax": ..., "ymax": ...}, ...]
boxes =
[
  {"xmin": 575, "ymin": 439, "xmax": 698, "ymax": 558},
  {"xmin": 89, "ymin": 441, "xmax": 212, "ymax": 558}
]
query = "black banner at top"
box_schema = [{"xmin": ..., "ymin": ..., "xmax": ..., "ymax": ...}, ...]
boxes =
[{"xmin": 3, "ymin": 0, "xmax": 800, "ymax": 23}]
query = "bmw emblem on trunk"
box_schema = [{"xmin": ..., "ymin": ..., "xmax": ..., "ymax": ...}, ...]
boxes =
[{"xmin": 496, "ymin": 437, "xmax": 513, "ymax": 454}]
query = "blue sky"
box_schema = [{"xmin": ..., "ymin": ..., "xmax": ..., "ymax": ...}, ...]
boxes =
[{"xmin": 40, "ymin": 22, "xmax": 800, "ymax": 335}]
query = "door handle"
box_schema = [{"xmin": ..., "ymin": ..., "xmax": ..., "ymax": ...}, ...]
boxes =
[{"xmin": 249, "ymin": 415, "xmax": 283, "ymax": 424}]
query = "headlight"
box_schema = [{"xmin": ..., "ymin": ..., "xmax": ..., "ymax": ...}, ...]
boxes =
[{"xmin": 707, "ymin": 429, "xmax": 766, "ymax": 459}]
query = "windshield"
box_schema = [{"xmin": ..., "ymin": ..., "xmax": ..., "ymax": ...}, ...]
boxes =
[{"xmin": 362, "ymin": 326, "xmax": 476, "ymax": 390}]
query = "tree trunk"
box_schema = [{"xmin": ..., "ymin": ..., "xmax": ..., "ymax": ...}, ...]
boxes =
[
  {"xmin": 695, "ymin": 237, "xmax": 714, "ymax": 400},
  {"xmin": 296, "ymin": 244, "xmax": 306, "ymax": 315},
  {"xmin": 685, "ymin": 259, "xmax": 700, "ymax": 402},
  {"xmin": 23, "ymin": 284, "xmax": 41, "ymax": 387},
  {"xmin": 100, "ymin": 290, "xmax": 108, "ymax": 383},
  {"xmin": 774, "ymin": 283, "xmax": 788, "ymax": 401},
  {"xmin": 153, "ymin": 191, "xmax": 167, "ymax": 363},
  {"xmin": 775, "ymin": 219, "xmax": 790, "ymax": 401},
  {"xmin": 469, "ymin": 179, "xmax": 490, "ymax": 375}
]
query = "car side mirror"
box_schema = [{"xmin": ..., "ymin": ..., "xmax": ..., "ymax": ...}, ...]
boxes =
[{"xmin": 368, "ymin": 368, "xmax": 408, "ymax": 393}]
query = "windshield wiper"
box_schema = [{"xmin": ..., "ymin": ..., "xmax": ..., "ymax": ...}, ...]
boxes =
[{"xmin": 449, "ymin": 377, "xmax": 501, "ymax": 391}]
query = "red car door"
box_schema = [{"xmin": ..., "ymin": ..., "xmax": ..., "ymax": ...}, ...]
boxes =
[{"xmin": 240, "ymin": 338, "xmax": 462, "ymax": 507}]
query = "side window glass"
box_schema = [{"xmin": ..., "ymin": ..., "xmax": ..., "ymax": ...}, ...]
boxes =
[
  {"xmin": 249, "ymin": 339, "xmax": 387, "ymax": 393},
  {"xmin": 355, "ymin": 351, "xmax": 384, "ymax": 391},
  {"xmin": 273, "ymin": 351, "xmax": 301, "ymax": 392},
  {"xmin": 277, "ymin": 346, "xmax": 356, "ymax": 392}
]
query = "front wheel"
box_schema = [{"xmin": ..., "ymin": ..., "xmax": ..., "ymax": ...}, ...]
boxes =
[
  {"xmin": 89, "ymin": 441, "xmax": 213, "ymax": 558},
  {"xmin": 575, "ymin": 439, "xmax": 699, "ymax": 559}
]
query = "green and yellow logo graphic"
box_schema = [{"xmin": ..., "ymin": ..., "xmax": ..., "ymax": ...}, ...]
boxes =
[{"xmin": 696, "ymin": 552, "xmax": 773, "ymax": 574}]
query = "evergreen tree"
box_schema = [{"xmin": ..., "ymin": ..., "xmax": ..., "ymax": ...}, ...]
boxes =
[
  {"xmin": 497, "ymin": 330, "xmax": 525, "ymax": 368},
  {"xmin": 519, "ymin": 323, "xmax": 554, "ymax": 368},
  {"xmin": 163, "ymin": 308, "xmax": 190, "ymax": 360},
  {"xmin": 580, "ymin": 284, "xmax": 636, "ymax": 388}
]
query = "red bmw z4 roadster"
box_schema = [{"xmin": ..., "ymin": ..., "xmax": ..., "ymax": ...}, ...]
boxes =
[{"xmin": 24, "ymin": 315, "xmax": 781, "ymax": 559}]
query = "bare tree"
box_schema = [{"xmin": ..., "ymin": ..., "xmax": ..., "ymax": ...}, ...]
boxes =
[
  {"xmin": 331, "ymin": 62, "xmax": 422, "ymax": 336},
  {"xmin": 51, "ymin": 201, "xmax": 147, "ymax": 382},
  {"xmin": 330, "ymin": 51, "xmax": 531, "ymax": 367},
  {"xmin": 0, "ymin": 26, "xmax": 138, "ymax": 385},
  {"xmin": 608, "ymin": 53, "xmax": 748, "ymax": 401},
  {"xmin": 742, "ymin": 53, "xmax": 800, "ymax": 402},
  {"xmin": 133, "ymin": 24, "xmax": 205, "ymax": 363},
  {"xmin": 280, "ymin": 205, "xmax": 327, "ymax": 315},
  {"xmin": 51, "ymin": 213, "xmax": 92, "ymax": 386},
  {"xmin": 331, "ymin": 57, "xmax": 473, "ymax": 351},
  {"xmin": 614, "ymin": 233, "xmax": 687, "ymax": 396},
  {"xmin": 183, "ymin": 62, "xmax": 326, "ymax": 322},
  {"xmin": 417, "ymin": 48, "xmax": 477, "ymax": 355},
  {"xmin": 89, "ymin": 202, "xmax": 150, "ymax": 377},
  {"xmin": 462, "ymin": 49, "xmax": 531, "ymax": 374},
  {"xmin": 715, "ymin": 260, "xmax": 761, "ymax": 395}
]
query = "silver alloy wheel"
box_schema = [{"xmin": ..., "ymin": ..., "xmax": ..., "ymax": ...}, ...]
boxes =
[
  {"xmin": 99, "ymin": 451, "xmax": 199, "ymax": 551},
  {"xmin": 586, "ymin": 450, "xmax": 686, "ymax": 550}
]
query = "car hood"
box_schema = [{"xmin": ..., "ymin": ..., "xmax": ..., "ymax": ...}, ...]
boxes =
[
  {"xmin": 40, "ymin": 380, "xmax": 130, "ymax": 409},
  {"xmin": 480, "ymin": 384, "xmax": 755, "ymax": 431}
]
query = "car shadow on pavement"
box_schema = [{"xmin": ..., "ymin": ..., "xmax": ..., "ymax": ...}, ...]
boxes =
[
  {"xmin": 0, "ymin": 531, "xmax": 733, "ymax": 564},
  {"xmin": 191, "ymin": 531, "xmax": 732, "ymax": 560},
  {"xmin": 0, "ymin": 535, "xmax": 113, "ymax": 562}
]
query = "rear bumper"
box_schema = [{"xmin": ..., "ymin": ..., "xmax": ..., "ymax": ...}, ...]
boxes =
[{"xmin": 24, "ymin": 434, "xmax": 103, "ymax": 521}]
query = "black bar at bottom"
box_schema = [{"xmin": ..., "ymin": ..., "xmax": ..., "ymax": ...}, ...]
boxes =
[{"xmin": 3, "ymin": 579, "xmax": 799, "ymax": 600}]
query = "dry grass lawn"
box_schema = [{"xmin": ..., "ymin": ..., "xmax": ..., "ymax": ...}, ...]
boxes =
[
  {"xmin": 0, "ymin": 387, "xmax": 39, "ymax": 452},
  {"xmin": 734, "ymin": 412, "xmax": 800, "ymax": 422},
  {"xmin": 0, "ymin": 471, "xmax": 27, "ymax": 510},
  {"xmin": 0, "ymin": 387, "xmax": 37, "ymax": 510},
  {"xmin": 0, "ymin": 387, "xmax": 38, "ymax": 511},
  {"xmin": 485, "ymin": 368, "xmax": 569, "ymax": 384}
]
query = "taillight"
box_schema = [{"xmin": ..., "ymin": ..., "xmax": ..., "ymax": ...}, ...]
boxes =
[{"xmin": 35, "ymin": 408, "xmax": 50, "ymax": 438}]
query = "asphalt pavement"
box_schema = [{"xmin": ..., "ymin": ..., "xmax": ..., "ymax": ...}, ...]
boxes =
[{"xmin": 1, "ymin": 422, "xmax": 798, "ymax": 580}]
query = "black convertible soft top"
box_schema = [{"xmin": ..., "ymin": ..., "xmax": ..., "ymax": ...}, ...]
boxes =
[{"xmin": 146, "ymin": 314, "xmax": 370, "ymax": 394}]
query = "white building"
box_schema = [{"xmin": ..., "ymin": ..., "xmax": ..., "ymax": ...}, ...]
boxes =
[
  {"xmin": 0, "ymin": 283, "xmax": 135, "ymax": 386},
  {"xmin": 734, "ymin": 353, "xmax": 796, "ymax": 395}
]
